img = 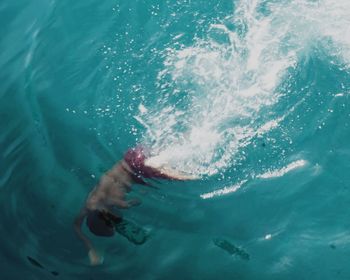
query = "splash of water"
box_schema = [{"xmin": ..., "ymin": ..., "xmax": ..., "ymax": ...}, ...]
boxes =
[{"xmin": 135, "ymin": 0, "xmax": 350, "ymax": 177}]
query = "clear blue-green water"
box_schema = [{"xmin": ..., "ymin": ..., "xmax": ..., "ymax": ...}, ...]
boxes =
[{"xmin": 1, "ymin": 0, "xmax": 350, "ymax": 279}]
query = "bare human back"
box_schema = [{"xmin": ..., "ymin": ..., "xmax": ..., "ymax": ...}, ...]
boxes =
[{"xmin": 74, "ymin": 146, "xmax": 199, "ymax": 265}]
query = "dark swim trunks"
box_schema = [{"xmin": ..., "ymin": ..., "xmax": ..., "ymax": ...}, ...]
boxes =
[
  {"xmin": 86, "ymin": 209, "xmax": 149, "ymax": 244},
  {"xmin": 86, "ymin": 210, "xmax": 122, "ymax": 237}
]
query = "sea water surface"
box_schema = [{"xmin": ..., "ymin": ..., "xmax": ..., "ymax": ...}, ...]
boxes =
[{"xmin": 1, "ymin": 0, "xmax": 350, "ymax": 279}]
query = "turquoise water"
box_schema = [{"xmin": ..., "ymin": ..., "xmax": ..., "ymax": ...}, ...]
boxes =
[{"xmin": 1, "ymin": 0, "xmax": 350, "ymax": 279}]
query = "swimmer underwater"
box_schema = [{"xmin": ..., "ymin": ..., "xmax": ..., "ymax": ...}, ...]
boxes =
[{"xmin": 74, "ymin": 145, "xmax": 198, "ymax": 265}]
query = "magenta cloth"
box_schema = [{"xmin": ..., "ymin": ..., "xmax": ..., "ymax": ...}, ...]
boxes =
[{"xmin": 124, "ymin": 146, "xmax": 171, "ymax": 179}]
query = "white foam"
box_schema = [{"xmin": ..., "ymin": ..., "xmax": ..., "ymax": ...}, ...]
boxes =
[
  {"xmin": 138, "ymin": 103, "xmax": 148, "ymax": 114},
  {"xmin": 135, "ymin": 0, "xmax": 350, "ymax": 176},
  {"xmin": 257, "ymin": 160, "xmax": 307, "ymax": 179},
  {"xmin": 200, "ymin": 180, "xmax": 247, "ymax": 199}
]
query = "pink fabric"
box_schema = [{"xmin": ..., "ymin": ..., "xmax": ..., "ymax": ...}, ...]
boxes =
[{"xmin": 124, "ymin": 146, "xmax": 171, "ymax": 179}]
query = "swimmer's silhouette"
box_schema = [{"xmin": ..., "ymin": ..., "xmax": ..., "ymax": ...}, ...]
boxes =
[{"xmin": 74, "ymin": 145, "xmax": 197, "ymax": 265}]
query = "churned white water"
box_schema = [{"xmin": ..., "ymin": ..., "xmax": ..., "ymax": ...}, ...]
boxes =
[{"xmin": 135, "ymin": 0, "xmax": 350, "ymax": 177}]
